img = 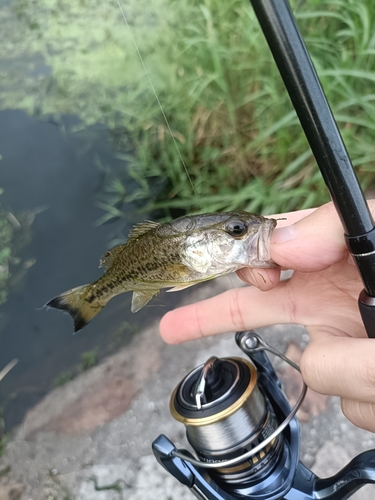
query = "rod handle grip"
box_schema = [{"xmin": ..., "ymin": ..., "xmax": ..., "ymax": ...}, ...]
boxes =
[{"xmin": 358, "ymin": 290, "xmax": 375, "ymax": 339}]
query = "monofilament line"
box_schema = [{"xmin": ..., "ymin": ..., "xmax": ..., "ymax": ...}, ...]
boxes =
[{"xmin": 115, "ymin": 0, "xmax": 198, "ymax": 200}]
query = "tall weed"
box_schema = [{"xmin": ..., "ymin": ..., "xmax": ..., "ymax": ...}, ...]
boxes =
[
  {"xmin": 103, "ymin": 0, "xmax": 375, "ymax": 217},
  {"xmin": 8, "ymin": 0, "xmax": 375, "ymax": 217}
]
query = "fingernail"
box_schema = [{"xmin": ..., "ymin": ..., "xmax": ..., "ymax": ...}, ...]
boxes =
[{"xmin": 272, "ymin": 225, "xmax": 296, "ymax": 243}]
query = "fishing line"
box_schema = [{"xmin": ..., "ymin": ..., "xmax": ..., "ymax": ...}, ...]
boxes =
[
  {"xmin": 115, "ymin": 0, "xmax": 198, "ymax": 201},
  {"xmin": 115, "ymin": 0, "xmax": 247, "ymax": 307}
]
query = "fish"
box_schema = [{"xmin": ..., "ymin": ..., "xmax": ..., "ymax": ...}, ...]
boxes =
[{"xmin": 46, "ymin": 210, "xmax": 277, "ymax": 332}]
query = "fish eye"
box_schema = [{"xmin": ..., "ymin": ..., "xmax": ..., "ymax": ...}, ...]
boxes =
[{"xmin": 226, "ymin": 220, "xmax": 247, "ymax": 237}]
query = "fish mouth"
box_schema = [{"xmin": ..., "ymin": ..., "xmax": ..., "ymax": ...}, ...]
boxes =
[{"xmin": 247, "ymin": 219, "xmax": 277, "ymax": 267}]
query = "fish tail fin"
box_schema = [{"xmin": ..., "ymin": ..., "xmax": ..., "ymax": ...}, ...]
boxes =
[{"xmin": 46, "ymin": 284, "xmax": 106, "ymax": 333}]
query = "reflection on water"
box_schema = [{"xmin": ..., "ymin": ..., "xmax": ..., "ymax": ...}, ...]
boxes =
[{"xmin": 0, "ymin": 110, "xmax": 177, "ymax": 429}]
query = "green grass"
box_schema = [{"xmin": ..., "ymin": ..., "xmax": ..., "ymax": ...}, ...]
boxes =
[
  {"xmin": 0, "ymin": 185, "xmax": 15, "ymax": 306},
  {"xmin": 52, "ymin": 349, "xmax": 98, "ymax": 388},
  {"xmin": 95, "ymin": 0, "xmax": 375, "ymax": 218},
  {"xmin": 2, "ymin": 0, "xmax": 375, "ymax": 218},
  {"xmin": 77, "ymin": 349, "xmax": 97, "ymax": 373},
  {"xmin": 0, "ymin": 198, "xmax": 41, "ymax": 306},
  {"xmin": 0, "ymin": 406, "xmax": 7, "ymax": 457},
  {"xmin": 52, "ymin": 370, "xmax": 74, "ymax": 388}
]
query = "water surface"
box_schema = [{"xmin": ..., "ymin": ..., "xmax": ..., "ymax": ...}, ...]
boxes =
[
  {"xmin": 0, "ymin": 109, "xmax": 178, "ymax": 429},
  {"xmin": 0, "ymin": 0, "xmax": 190, "ymax": 430}
]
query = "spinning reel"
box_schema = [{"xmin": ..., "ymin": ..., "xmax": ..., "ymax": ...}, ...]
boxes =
[{"xmin": 152, "ymin": 331, "xmax": 375, "ymax": 499}]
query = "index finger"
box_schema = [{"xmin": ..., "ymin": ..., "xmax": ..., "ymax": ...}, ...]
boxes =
[{"xmin": 159, "ymin": 282, "xmax": 290, "ymax": 344}]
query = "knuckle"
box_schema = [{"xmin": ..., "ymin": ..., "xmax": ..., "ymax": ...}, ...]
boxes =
[
  {"xmin": 341, "ymin": 398, "xmax": 375, "ymax": 433},
  {"xmin": 299, "ymin": 344, "xmax": 323, "ymax": 392},
  {"xmin": 228, "ymin": 289, "xmax": 246, "ymax": 332},
  {"xmin": 360, "ymin": 357, "xmax": 375, "ymax": 394}
]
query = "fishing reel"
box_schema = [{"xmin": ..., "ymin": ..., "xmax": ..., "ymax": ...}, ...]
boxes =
[{"xmin": 152, "ymin": 330, "xmax": 375, "ymax": 499}]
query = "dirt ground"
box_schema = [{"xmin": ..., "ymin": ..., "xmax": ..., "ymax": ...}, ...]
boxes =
[{"xmin": 1, "ymin": 276, "xmax": 375, "ymax": 500}]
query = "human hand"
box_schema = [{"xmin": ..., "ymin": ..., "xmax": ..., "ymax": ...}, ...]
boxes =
[{"xmin": 160, "ymin": 201, "xmax": 375, "ymax": 432}]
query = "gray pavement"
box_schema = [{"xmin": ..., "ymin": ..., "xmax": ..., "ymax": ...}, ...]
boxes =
[{"xmin": 1, "ymin": 276, "xmax": 375, "ymax": 499}]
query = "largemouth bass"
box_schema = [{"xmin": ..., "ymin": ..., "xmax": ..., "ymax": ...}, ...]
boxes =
[{"xmin": 47, "ymin": 211, "xmax": 277, "ymax": 332}]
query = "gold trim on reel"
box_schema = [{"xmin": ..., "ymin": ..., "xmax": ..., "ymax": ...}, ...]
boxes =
[{"xmin": 169, "ymin": 332, "xmax": 307, "ymax": 473}]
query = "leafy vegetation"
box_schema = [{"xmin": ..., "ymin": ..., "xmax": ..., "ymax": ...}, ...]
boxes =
[
  {"xmin": 52, "ymin": 370, "xmax": 74, "ymax": 388},
  {"xmin": 106, "ymin": 0, "xmax": 375, "ymax": 215},
  {"xmin": 1, "ymin": 0, "xmax": 375, "ymax": 217},
  {"xmin": 0, "ymin": 191, "xmax": 38, "ymax": 307},
  {"xmin": 0, "ymin": 434, "xmax": 7, "ymax": 458},
  {"xmin": 0, "ymin": 406, "xmax": 7, "ymax": 457},
  {"xmin": 52, "ymin": 349, "xmax": 98, "ymax": 388},
  {"xmin": 77, "ymin": 349, "xmax": 97, "ymax": 373},
  {"xmin": 0, "ymin": 202, "xmax": 14, "ymax": 306}
]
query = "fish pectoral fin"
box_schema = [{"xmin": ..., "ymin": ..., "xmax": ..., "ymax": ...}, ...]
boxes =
[
  {"xmin": 131, "ymin": 290, "xmax": 159, "ymax": 313},
  {"xmin": 166, "ymin": 283, "xmax": 196, "ymax": 293}
]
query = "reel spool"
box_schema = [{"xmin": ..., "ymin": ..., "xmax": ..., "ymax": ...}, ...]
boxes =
[
  {"xmin": 170, "ymin": 355, "xmax": 282, "ymax": 489},
  {"xmin": 168, "ymin": 332, "xmax": 307, "ymax": 495}
]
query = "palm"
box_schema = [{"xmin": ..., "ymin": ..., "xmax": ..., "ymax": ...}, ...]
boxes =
[{"xmin": 284, "ymin": 258, "xmax": 365, "ymax": 340}]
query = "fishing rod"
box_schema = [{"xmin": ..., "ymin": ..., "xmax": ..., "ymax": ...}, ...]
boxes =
[
  {"xmin": 250, "ymin": 0, "xmax": 375, "ymax": 339},
  {"xmin": 151, "ymin": 1, "xmax": 375, "ymax": 498}
]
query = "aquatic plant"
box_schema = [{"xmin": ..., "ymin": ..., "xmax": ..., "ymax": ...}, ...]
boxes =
[
  {"xmin": 0, "ymin": 187, "xmax": 39, "ymax": 306},
  {"xmin": 52, "ymin": 349, "xmax": 98, "ymax": 388},
  {"xmin": 0, "ymin": 361, "xmax": 18, "ymax": 457},
  {"xmin": 0, "ymin": 206, "xmax": 13, "ymax": 306},
  {"xmin": 0, "ymin": 435, "xmax": 7, "ymax": 458},
  {"xmin": 78, "ymin": 349, "xmax": 97, "ymax": 372},
  {"xmin": 52, "ymin": 371, "xmax": 74, "ymax": 388},
  {"xmin": 0, "ymin": 406, "xmax": 5, "ymax": 457}
]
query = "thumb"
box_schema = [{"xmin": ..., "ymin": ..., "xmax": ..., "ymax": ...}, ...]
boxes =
[{"xmin": 270, "ymin": 203, "xmax": 347, "ymax": 272}]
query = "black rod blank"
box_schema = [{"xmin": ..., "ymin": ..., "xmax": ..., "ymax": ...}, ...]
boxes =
[
  {"xmin": 250, "ymin": 0, "xmax": 374, "ymax": 235},
  {"xmin": 250, "ymin": 0, "xmax": 375, "ymax": 336}
]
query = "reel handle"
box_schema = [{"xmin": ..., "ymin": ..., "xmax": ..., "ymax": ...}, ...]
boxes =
[
  {"xmin": 152, "ymin": 439, "xmax": 375, "ymax": 500},
  {"xmin": 311, "ymin": 450, "xmax": 375, "ymax": 500}
]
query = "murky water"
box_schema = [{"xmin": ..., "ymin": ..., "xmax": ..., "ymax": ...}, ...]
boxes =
[
  {"xmin": 0, "ymin": 109, "xmax": 181, "ymax": 429},
  {"xmin": 0, "ymin": 0, "xmax": 189, "ymax": 430}
]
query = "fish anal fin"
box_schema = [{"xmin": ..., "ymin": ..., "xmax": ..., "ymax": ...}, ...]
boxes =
[
  {"xmin": 128, "ymin": 221, "xmax": 160, "ymax": 241},
  {"xmin": 166, "ymin": 283, "xmax": 196, "ymax": 293},
  {"xmin": 131, "ymin": 290, "xmax": 159, "ymax": 312}
]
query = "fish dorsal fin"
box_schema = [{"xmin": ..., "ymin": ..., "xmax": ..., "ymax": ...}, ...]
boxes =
[{"xmin": 128, "ymin": 220, "xmax": 160, "ymax": 241}]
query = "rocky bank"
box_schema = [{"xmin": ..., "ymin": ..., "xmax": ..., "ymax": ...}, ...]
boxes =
[{"xmin": 1, "ymin": 277, "xmax": 375, "ymax": 500}]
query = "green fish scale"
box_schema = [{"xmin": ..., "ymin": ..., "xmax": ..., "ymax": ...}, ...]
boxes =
[{"xmin": 86, "ymin": 233, "xmax": 186, "ymax": 302}]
